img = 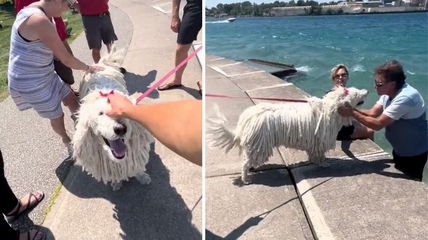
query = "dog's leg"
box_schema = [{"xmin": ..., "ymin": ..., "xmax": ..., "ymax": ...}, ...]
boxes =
[
  {"xmin": 111, "ymin": 182, "xmax": 123, "ymax": 191},
  {"xmin": 242, "ymin": 150, "xmax": 252, "ymax": 184},
  {"xmin": 136, "ymin": 172, "xmax": 151, "ymax": 185},
  {"xmin": 308, "ymin": 150, "xmax": 329, "ymax": 167},
  {"xmin": 317, "ymin": 153, "xmax": 330, "ymax": 167}
]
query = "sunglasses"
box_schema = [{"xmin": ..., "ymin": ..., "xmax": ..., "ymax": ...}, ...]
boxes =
[
  {"xmin": 374, "ymin": 80, "xmax": 389, "ymax": 87},
  {"xmin": 335, "ymin": 73, "xmax": 348, "ymax": 79}
]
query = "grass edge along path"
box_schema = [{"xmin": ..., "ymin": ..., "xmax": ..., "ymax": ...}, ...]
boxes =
[{"xmin": 0, "ymin": 5, "xmax": 84, "ymax": 101}]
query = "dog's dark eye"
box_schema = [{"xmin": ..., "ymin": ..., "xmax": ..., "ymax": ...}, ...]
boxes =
[{"xmin": 99, "ymin": 112, "xmax": 104, "ymax": 116}]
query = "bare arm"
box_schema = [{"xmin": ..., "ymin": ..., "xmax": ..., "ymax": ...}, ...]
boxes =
[
  {"xmin": 106, "ymin": 93, "xmax": 202, "ymax": 166},
  {"xmin": 63, "ymin": 40, "xmax": 73, "ymax": 54},
  {"xmin": 171, "ymin": 0, "xmax": 181, "ymax": 32},
  {"xmin": 339, "ymin": 103, "xmax": 393, "ymax": 130},
  {"xmin": 21, "ymin": 14, "xmax": 99, "ymax": 72},
  {"xmin": 357, "ymin": 103, "xmax": 383, "ymax": 118},
  {"xmin": 351, "ymin": 110, "xmax": 394, "ymax": 131}
]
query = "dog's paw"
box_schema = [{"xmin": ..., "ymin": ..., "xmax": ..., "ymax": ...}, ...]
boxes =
[
  {"xmin": 111, "ymin": 182, "xmax": 123, "ymax": 191},
  {"xmin": 241, "ymin": 176, "xmax": 251, "ymax": 185},
  {"xmin": 136, "ymin": 173, "xmax": 151, "ymax": 185}
]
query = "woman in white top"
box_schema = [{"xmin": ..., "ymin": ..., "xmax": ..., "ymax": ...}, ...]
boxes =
[
  {"xmin": 8, "ymin": 0, "xmax": 102, "ymax": 157},
  {"xmin": 330, "ymin": 64, "xmax": 374, "ymax": 141}
]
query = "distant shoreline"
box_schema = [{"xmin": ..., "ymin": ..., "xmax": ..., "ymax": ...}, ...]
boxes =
[{"xmin": 207, "ymin": 10, "xmax": 427, "ymax": 19}]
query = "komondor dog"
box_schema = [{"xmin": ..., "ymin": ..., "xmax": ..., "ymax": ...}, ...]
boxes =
[
  {"xmin": 72, "ymin": 49, "xmax": 154, "ymax": 190},
  {"xmin": 208, "ymin": 87, "xmax": 368, "ymax": 183}
]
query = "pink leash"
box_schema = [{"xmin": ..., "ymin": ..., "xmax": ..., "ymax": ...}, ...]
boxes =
[
  {"xmin": 206, "ymin": 87, "xmax": 349, "ymax": 103},
  {"xmin": 205, "ymin": 93, "xmax": 308, "ymax": 103},
  {"xmin": 135, "ymin": 45, "xmax": 203, "ymax": 104}
]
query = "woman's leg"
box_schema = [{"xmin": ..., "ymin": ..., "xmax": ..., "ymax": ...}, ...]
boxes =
[
  {"xmin": 50, "ymin": 114, "xmax": 71, "ymax": 144},
  {"xmin": 62, "ymin": 92, "xmax": 79, "ymax": 114}
]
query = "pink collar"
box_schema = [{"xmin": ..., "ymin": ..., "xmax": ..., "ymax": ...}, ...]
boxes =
[
  {"xmin": 343, "ymin": 88, "xmax": 349, "ymax": 95},
  {"xmin": 99, "ymin": 90, "xmax": 114, "ymax": 97}
]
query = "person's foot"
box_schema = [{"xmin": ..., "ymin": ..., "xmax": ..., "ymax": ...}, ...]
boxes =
[
  {"xmin": 157, "ymin": 82, "xmax": 183, "ymax": 91},
  {"xmin": 6, "ymin": 191, "xmax": 44, "ymax": 221},
  {"xmin": 19, "ymin": 228, "xmax": 45, "ymax": 240}
]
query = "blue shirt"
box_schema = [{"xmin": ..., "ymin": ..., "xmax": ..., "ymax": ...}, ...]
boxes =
[{"xmin": 377, "ymin": 83, "xmax": 428, "ymax": 156}]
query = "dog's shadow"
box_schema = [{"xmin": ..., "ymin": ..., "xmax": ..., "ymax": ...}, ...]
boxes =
[
  {"xmin": 124, "ymin": 70, "xmax": 160, "ymax": 99},
  {"xmin": 55, "ymin": 145, "xmax": 201, "ymax": 239}
]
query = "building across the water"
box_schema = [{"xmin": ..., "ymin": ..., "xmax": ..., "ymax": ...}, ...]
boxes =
[{"xmin": 270, "ymin": 0, "xmax": 427, "ymax": 16}]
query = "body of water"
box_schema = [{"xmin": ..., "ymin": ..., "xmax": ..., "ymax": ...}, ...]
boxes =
[{"xmin": 206, "ymin": 12, "xmax": 428, "ymax": 153}]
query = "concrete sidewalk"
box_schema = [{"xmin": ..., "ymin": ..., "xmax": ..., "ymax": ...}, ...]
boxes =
[
  {"xmin": 1, "ymin": 0, "xmax": 201, "ymax": 239},
  {"xmin": 205, "ymin": 55, "xmax": 428, "ymax": 240}
]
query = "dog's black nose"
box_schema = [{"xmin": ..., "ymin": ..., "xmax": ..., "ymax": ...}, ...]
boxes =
[{"xmin": 114, "ymin": 124, "xmax": 127, "ymax": 136}]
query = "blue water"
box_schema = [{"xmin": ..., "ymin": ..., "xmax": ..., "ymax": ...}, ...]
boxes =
[{"xmin": 206, "ymin": 12, "xmax": 428, "ymax": 153}]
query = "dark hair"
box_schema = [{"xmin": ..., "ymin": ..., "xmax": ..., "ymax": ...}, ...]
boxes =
[{"xmin": 374, "ymin": 60, "xmax": 406, "ymax": 90}]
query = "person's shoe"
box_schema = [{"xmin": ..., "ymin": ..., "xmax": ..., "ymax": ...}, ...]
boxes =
[
  {"xmin": 6, "ymin": 191, "xmax": 45, "ymax": 222},
  {"xmin": 119, "ymin": 67, "xmax": 127, "ymax": 74}
]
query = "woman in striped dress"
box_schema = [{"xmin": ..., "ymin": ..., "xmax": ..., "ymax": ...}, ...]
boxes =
[{"xmin": 8, "ymin": 0, "xmax": 102, "ymax": 157}]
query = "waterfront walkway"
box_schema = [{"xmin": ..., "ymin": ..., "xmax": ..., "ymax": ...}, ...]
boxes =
[
  {"xmin": 0, "ymin": 0, "xmax": 201, "ymax": 239},
  {"xmin": 205, "ymin": 55, "xmax": 428, "ymax": 240}
]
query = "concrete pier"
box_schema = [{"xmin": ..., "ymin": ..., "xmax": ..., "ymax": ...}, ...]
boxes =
[{"xmin": 205, "ymin": 55, "xmax": 428, "ymax": 240}]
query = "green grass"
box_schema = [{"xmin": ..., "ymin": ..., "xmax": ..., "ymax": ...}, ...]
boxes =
[
  {"xmin": 64, "ymin": 9, "xmax": 83, "ymax": 43},
  {"xmin": 0, "ymin": 3, "xmax": 14, "ymax": 100},
  {"xmin": 0, "ymin": 6, "xmax": 83, "ymax": 101}
]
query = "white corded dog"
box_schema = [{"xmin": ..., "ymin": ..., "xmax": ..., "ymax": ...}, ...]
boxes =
[
  {"xmin": 72, "ymin": 49, "xmax": 153, "ymax": 190},
  {"xmin": 208, "ymin": 87, "xmax": 368, "ymax": 183}
]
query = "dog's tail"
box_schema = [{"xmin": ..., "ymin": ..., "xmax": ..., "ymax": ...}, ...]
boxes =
[{"xmin": 207, "ymin": 105, "xmax": 241, "ymax": 154}]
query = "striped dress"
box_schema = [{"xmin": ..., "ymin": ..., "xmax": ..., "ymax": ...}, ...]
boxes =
[{"xmin": 8, "ymin": 7, "xmax": 71, "ymax": 119}]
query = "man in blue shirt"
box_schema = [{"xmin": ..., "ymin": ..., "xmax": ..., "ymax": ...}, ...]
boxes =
[{"xmin": 339, "ymin": 60, "xmax": 427, "ymax": 180}]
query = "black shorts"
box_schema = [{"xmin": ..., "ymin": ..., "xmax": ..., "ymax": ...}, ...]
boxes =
[
  {"xmin": 336, "ymin": 125, "xmax": 355, "ymax": 141},
  {"xmin": 82, "ymin": 12, "xmax": 118, "ymax": 49},
  {"xmin": 177, "ymin": 0, "xmax": 202, "ymax": 45},
  {"xmin": 393, "ymin": 150, "xmax": 428, "ymax": 180},
  {"xmin": 54, "ymin": 59, "xmax": 74, "ymax": 85}
]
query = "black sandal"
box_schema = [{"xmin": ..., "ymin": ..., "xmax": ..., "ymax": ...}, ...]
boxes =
[{"xmin": 6, "ymin": 191, "xmax": 44, "ymax": 222}]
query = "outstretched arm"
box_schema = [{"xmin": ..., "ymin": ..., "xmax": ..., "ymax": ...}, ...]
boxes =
[
  {"xmin": 106, "ymin": 93, "xmax": 202, "ymax": 166},
  {"xmin": 339, "ymin": 103, "xmax": 392, "ymax": 130}
]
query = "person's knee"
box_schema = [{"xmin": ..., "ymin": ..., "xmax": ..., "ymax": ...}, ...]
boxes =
[
  {"xmin": 176, "ymin": 44, "xmax": 191, "ymax": 54},
  {"xmin": 63, "ymin": 93, "xmax": 79, "ymax": 111},
  {"xmin": 49, "ymin": 114, "xmax": 65, "ymax": 124}
]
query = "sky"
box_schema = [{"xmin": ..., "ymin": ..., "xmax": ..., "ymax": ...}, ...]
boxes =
[{"xmin": 206, "ymin": 0, "xmax": 330, "ymax": 8}]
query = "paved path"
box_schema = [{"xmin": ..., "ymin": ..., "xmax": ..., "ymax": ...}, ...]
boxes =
[
  {"xmin": 1, "ymin": 0, "xmax": 202, "ymax": 239},
  {"xmin": 205, "ymin": 55, "xmax": 428, "ymax": 240}
]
